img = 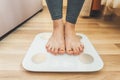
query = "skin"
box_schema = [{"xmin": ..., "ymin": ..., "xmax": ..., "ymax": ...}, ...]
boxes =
[
  {"xmin": 46, "ymin": 19, "xmax": 84, "ymax": 55},
  {"xmin": 46, "ymin": 19, "xmax": 65, "ymax": 55},
  {"xmin": 65, "ymin": 22, "xmax": 84, "ymax": 55}
]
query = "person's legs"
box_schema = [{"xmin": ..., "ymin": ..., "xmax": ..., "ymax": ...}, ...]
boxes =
[
  {"xmin": 66, "ymin": 0, "xmax": 84, "ymax": 24},
  {"xmin": 46, "ymin": 0, "xmax": 65, "ymax": 55},
  {"xmin": 46, "ymin": 0, "xmax": 63, "ymax": 20},
  {"xmin": 65, "ymin": 0, "xmax": 84, "ymax": 55}
]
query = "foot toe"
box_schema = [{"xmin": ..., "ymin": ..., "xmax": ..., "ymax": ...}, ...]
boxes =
[
  {"xmin": 69, "ymin": 50, "xmax": 74, "ymax": 55},
  {"xmin": 80, "ymin": 43, "xmax": 84, "ymax": 49},
  {"xmin": 54, "ymin": 48, "xmax": 58, "ymax": 54},
  {"xmin": 47, "ymin": 46, "xmax": 52, "ymax": 52},
  {"xmin": 73, "ymin": 50, "xmax": 77, "ymax": 55},
  {"xmin": 76, "ymin": 47, "xmax": 80, "ymax": 55},
  {"xmin": 51, "ymin": 47, "xmax": 57, "ymax": 55},
  {"xmin": 79, "ymin": 46, "xmax": 84, "ymax": 52},
  {"xmin": 46, "ymin": 45, "xmax": 49, "ymax": 49},
  {"xmin": 58, "ymin": 48, "xmax": 65, "ymax": 54},
  {"xmin": 73, "ymin": 48, "xmax": 79, "ymax": 55},
  {"xmin": 46, "ymin": 42, "xmax": 50, "ymax": 47},
  {"xmin": 67, "ymin": 48, "xmax": 73, "ymax": 55}
]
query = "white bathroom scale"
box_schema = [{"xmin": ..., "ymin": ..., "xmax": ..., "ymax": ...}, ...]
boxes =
[{"xmin": 22, "ymin": 32, "xmax": 104, "ymax": 72}]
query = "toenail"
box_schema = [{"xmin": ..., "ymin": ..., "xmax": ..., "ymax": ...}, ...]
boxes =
[
  {"xmin": 66, "ymin": 51, "xmax": 71, "ymax": 54},
  {"xmin": 69, "ymin": 49, "xmax": 73, "ymax": 51}
]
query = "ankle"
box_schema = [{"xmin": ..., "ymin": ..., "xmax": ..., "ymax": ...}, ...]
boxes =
[
  {"xmin": 65, "ymin": 22, "xmax": 75, "ymax": 28},
  {"xmin": 65, "ymin": 22, "xmax": 76, "ymax": 34},
  {"xmin": 53, "ymin": 19, "xmax": 64, "ymax": 28}
]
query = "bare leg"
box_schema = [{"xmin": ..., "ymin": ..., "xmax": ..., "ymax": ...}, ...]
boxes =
[
  {"xmin": 46, "ymin": 19, "xmax": 65, "ymax": 55},
  {"xmin": 65, "ymin": 22, "xmax": 84, "ymax": 55},
  {"xmin": 46, "ymin": 0, "xmax": 65, "ymax": 55},
  {"xmin": 65, "ymin": 0, "xmax": 84, "ymax": 55}
]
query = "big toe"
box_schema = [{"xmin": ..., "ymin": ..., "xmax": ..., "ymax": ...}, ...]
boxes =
[
  {"xmin": 66, "ymin": 48, "xmax": 74, "ymax": 55},
  {"xmin": 58, "ymin": 48, "xmax": 65, "ymax": 54}
]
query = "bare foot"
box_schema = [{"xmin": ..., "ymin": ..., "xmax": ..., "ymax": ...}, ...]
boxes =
[
  {"xmin": 46, "ymin": 19, "xmax": 65, "ymax": 55},
  {"xmin": 65, "ymin": 22, "xmax": 84, "ymax": 55}
]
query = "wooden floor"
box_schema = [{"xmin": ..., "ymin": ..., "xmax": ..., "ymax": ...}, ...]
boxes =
[{"xmin": 0, "ymin": 7, "xmax": 120, "ymax": 80}]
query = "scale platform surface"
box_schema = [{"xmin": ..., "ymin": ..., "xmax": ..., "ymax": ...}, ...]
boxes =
[{"xmin": 22, "ymin": 32, "xmax": 104, "ymax": 72}]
